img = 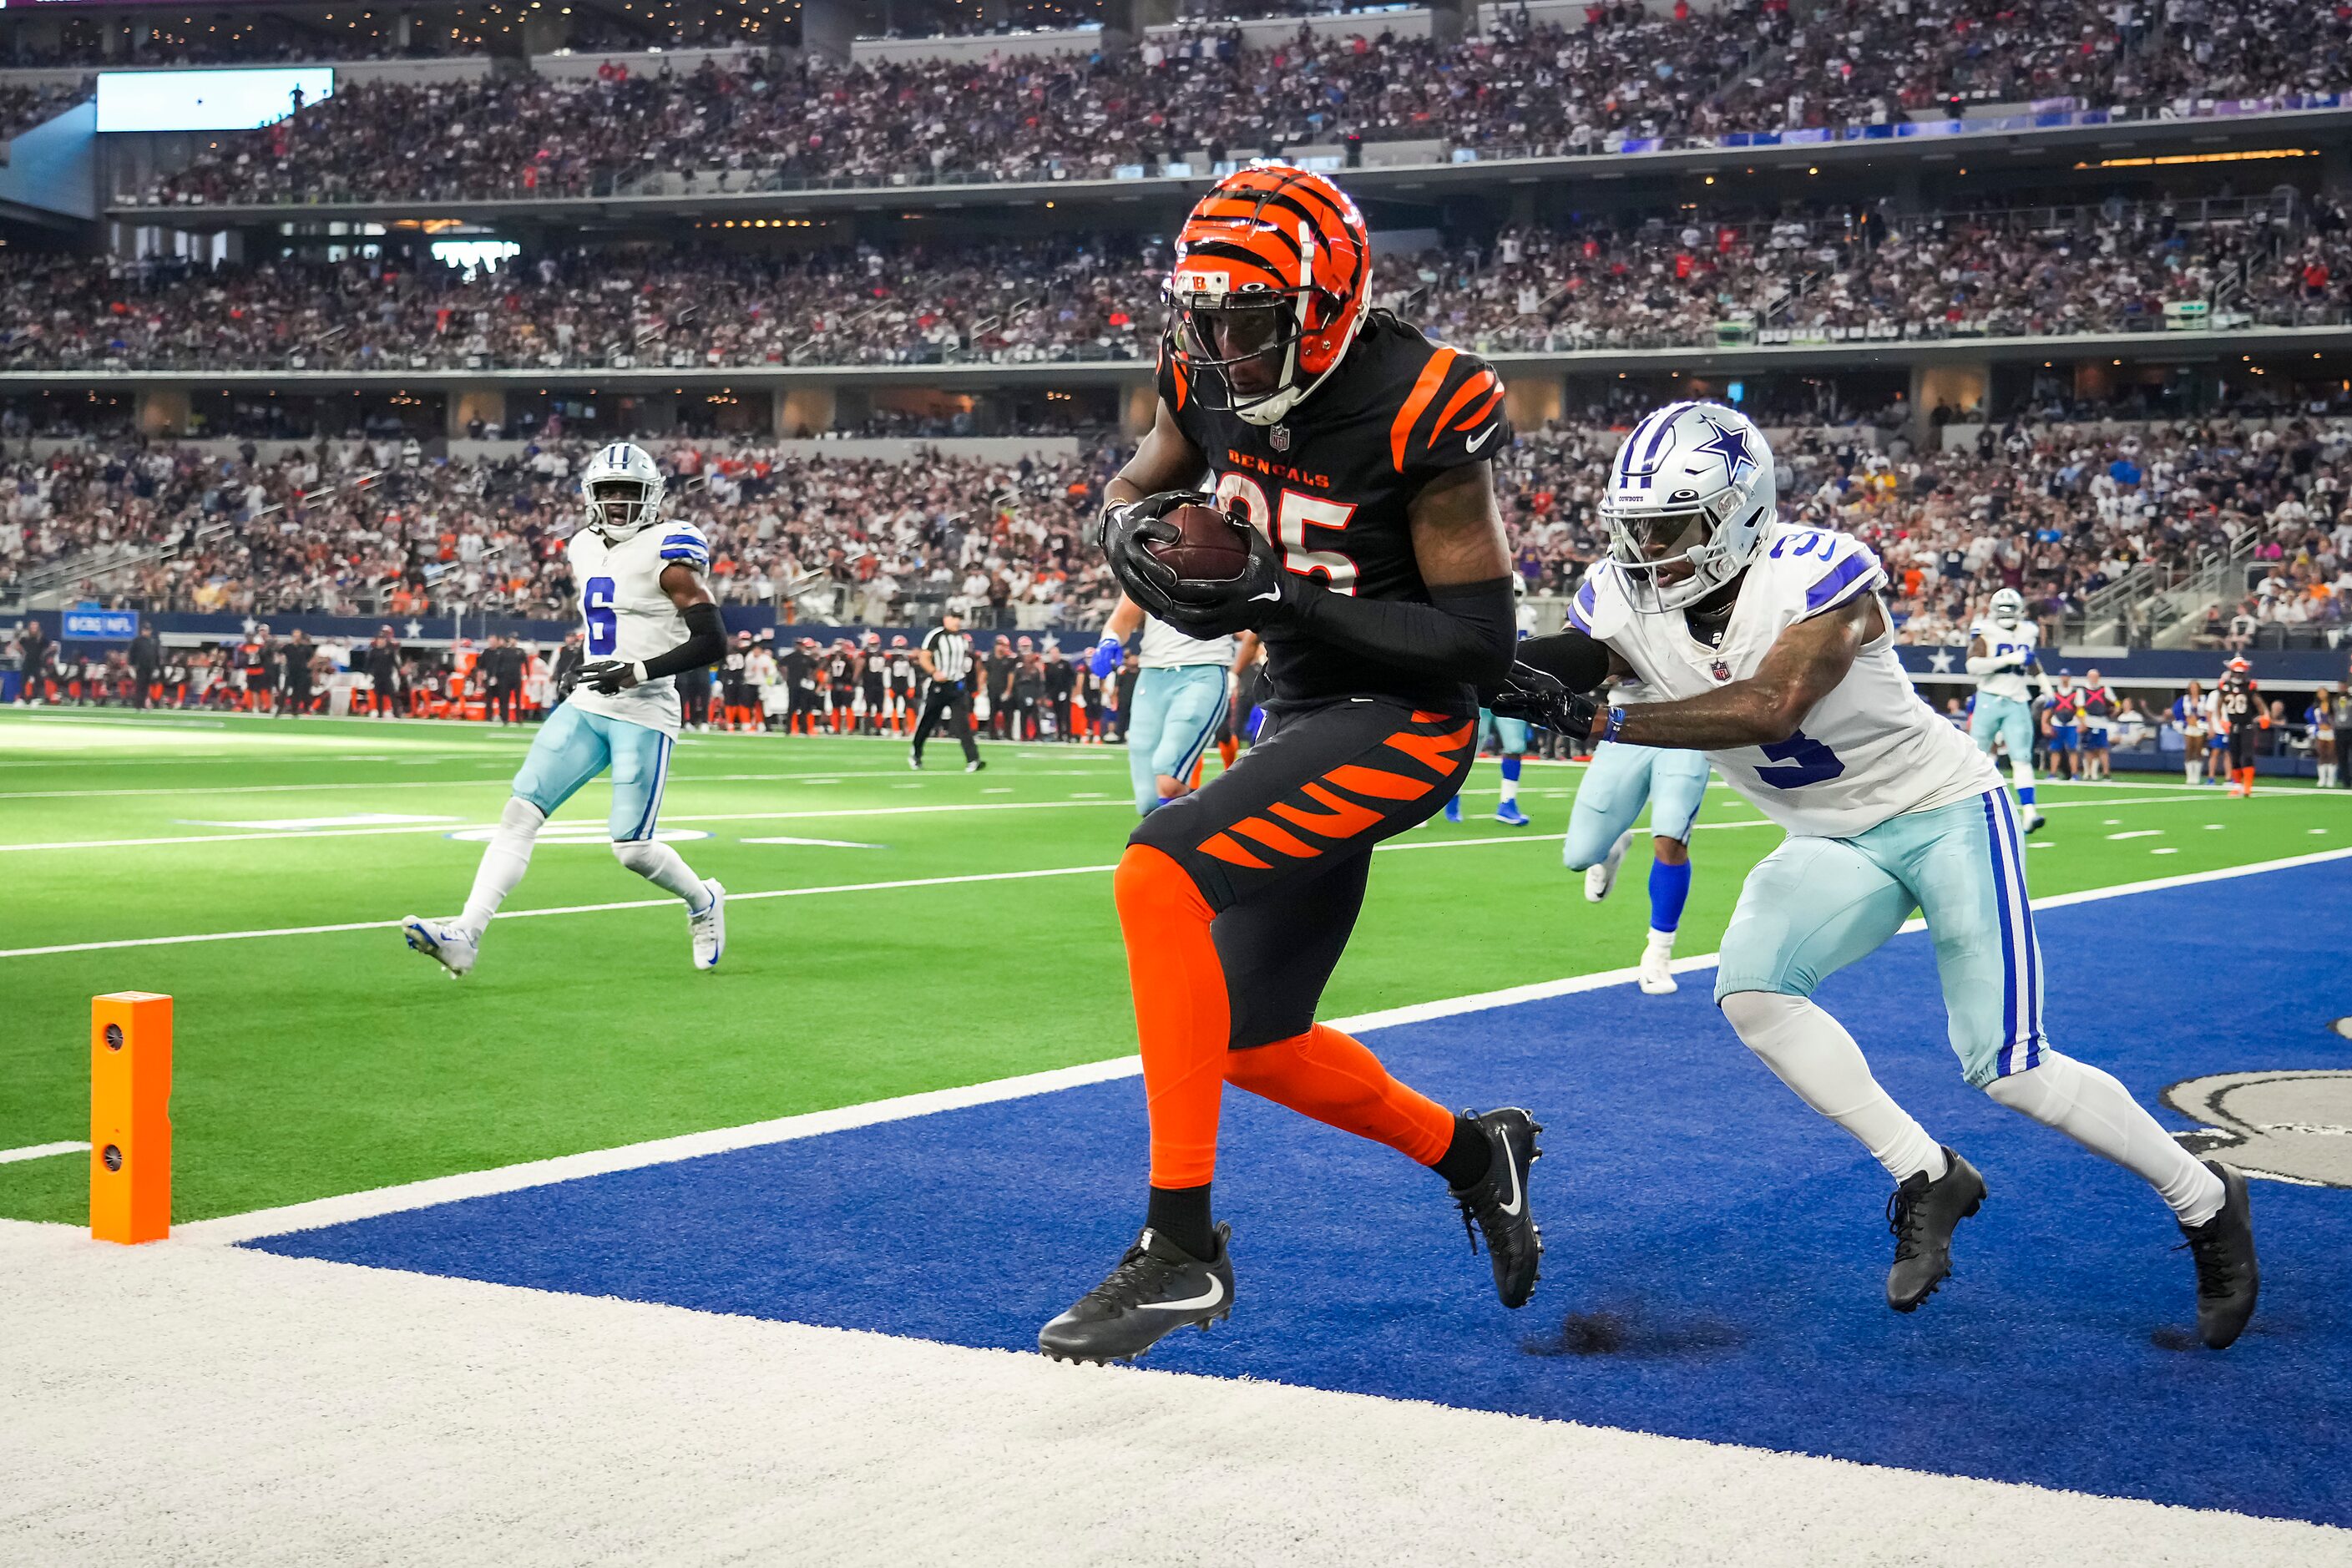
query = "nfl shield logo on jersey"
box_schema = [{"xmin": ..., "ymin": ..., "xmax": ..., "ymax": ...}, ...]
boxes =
[
  {"xmin": 1270, "ymin": 425, "xmax": 1291, "ymax": 452},
  {"xmin": 1710, "ymin": 658, "xmax": 1732, "ymax": 682}
]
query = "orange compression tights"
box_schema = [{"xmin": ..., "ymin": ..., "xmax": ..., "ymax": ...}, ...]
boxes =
[{"xmin": 1114, "ymin": 843, "xmax": 1455, "ymax": 1191}]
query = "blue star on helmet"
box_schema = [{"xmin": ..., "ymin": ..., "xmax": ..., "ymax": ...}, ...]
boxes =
[{"xmin": 1692, "ymin": 415, "xmax": 1758, "ymax": 484}]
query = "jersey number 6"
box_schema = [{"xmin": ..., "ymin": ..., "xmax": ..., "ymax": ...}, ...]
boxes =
[
  {"xmin": 585, "ymin": 576, "xmax": 618, "ymax": 657},
  {"xmin": 1755, "ymin": 728, "xmax": 1845, "ymax": 789}
]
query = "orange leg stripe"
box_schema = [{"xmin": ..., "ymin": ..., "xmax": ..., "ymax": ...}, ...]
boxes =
[
  {"xmin": 1409, "ymin": 710, "xmax": 1456, "ymax": 724},
  {"xmin": 1269, "ymin": 782, "xmax": 1386, "ymax": 841},
  {"xmin": 1388, "ymin": 346, "xmax": 1458, "ymax": 473},
  {"xmin": 1230, "ymin": 816, "xmax": 1323, "ymax": 858},
  {"xmin": 1384, "ymin": 721, "xmax": 1475, "ymax": 775},
  {"xmin": 1451, "ymin": 383, "xmax": 1507, "ymax": 433},
  {"xmin": 1196, "ymin": 832, "xmax": 1272, "ymax": 870},
  {"xmin": 1429, "ymin": 368, "xmax": 1498, "ymax": 443},
  {"xmin": 1322, "ymin": 763, "xmax": 1435, "ymax": 801}
]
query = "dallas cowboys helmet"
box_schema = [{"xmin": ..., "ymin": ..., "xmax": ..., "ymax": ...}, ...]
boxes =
[
  {"xmin": 1988, "ymin": 587, "xmax": 2026, "ymax": 630},
  {"xmin": 581, "ymin": 442, "xmax": 666, "ymax": 541},
  {"xmin": 1601, "ymin": 402, "xmax": 1777, "ymax": 614}
]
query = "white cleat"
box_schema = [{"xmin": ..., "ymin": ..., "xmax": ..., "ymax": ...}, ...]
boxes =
[
  {"xmin": 402, "ymin": 916, "xmax": 477, "ymax": 979},
  {"xmin": 1585, "ymin": 829, "xmax": 1634, "ymax": 903},
  {"xmin": 2022, "ymin": 809, "xmax": 2047, "ymax": 834},
  {"xmin": 690, "ymin": 879, "xmax": 726, "ymax": 970},
  {"xmin": 1636, "ymin": 938, "xmax": 1678, "ymax": 995}
]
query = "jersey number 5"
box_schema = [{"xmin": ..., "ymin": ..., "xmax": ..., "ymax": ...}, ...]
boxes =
[
  {"xmin": 1215, "ymin": 473, "xmax": 1360, "ymax": 594},
  {"xmin": 1755, "ymin": 728, "xmax": 1844, "ymax": 789},
  {"xmin": 585, "ymin": 576, "xmax": 618, "ymax": 657}
]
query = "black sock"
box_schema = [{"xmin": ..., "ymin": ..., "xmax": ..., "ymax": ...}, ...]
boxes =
[
  {"xmin": 1145, "ymin": 1183, "xmax": 1216, "ymax": 1259},
  {"xmin": 1432, "ymin": 1115, "xmax": 1492, "ymax": 1189}
]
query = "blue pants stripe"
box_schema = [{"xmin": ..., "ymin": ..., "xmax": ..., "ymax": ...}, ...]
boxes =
[{"xmin": 1984, "ymin": 792, "xmax": 2021, "ymax": 1075}]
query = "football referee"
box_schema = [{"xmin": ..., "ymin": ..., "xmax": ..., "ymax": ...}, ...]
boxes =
[{"xmin": 911, "ymin": 609, "xmax": 984, "ymax": 772}]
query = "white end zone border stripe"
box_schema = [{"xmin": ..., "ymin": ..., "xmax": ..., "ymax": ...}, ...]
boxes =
[
  {"xmin": 0, "ymin": 1141, "xmax": 89, "ymax": 1165},
  {"xmin": 178, "ymin": 845, "xmax": 2352, "ymax": 1247}
]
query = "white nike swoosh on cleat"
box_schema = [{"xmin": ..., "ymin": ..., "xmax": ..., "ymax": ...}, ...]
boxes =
[
  {"xmin": 1496, "ymin": 1129, "xmax": 1525, "ymax": 1217},
  {"xmin": 1465, "ymin": 425, "xmax": 1498, "ymax": 454},
  {"xmin": 1137, "ymin": 1275, "xmax": 1225, "ymax": 1313}
]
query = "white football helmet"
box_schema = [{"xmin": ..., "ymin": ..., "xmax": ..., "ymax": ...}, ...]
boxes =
[
  {"xmin": 581, "ymin": 442, "xmax": 665, "ymax": 540},
  {"xmin": 1601, "ymin": 402, "xmax": 1777, "ymax": 613},
  {"xmin": 1988, "ymin": 587, "xmax": 2025, "ymax": 630}
]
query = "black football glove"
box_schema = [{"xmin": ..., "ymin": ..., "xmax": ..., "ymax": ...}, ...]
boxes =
[
  {"xmin": 1126, "ymin": 510, "xmax": 1298, "ymax": 640},
  {"xmin": 1490, "ymin": 660, "xmax": 1601, "ymax": 736},
  {"xmin": 563, "ymin": 659, "xmax": 638, "ymax": 697},
  {"xmin": 1093, "ymin": 488, "xmax": 1211, "ymax": 557}
]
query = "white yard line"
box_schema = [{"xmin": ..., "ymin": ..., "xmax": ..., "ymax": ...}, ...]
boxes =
[
  {"xmin": 177, "ymin": 846, "xmax": 2352, "ymax": 1244},
  {"xmin": 0, "ymin": 797, "xmax": 1142, "ymax": 853},
  {"xmin": 0, "ymin": 766, "xmax": 1117, "ymax": 801},
  {"xmin": 0, "ymin": 1141, "xmax": 87, "ymax": 1165}
]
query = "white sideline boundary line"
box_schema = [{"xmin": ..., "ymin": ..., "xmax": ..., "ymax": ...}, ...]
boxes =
[
  {"xmin": 0, "ymin": 766, "xmax": 1127, "ymax": 802},
  {"xmin": 178, "ymin": 846, "xmax": 2352, "ymax": 1247},
  {"xmin": 0, "ymin": 1141, "xmax": 87, "ymax": 1165}
]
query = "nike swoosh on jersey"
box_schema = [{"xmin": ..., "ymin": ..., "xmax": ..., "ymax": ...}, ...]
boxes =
[
  {"xmin": 1137, "ymin": 1275, "xmax": 1226, "ymax": 1313},
  {"xmin": 1465, "ymin": 424, "xmax": 1498, "ymax": 454}
]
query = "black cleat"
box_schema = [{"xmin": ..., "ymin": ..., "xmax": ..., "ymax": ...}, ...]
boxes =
[
  {"xmin": 1451, "ymin": 1108, "xmax": 1544, "ymax": 1309},
  {"xmin": 2178, "ymin": 1161, "xmax": 2258, "ymax": 1349},
  {"xmin": 1039, "ymin": 1224, "xmax": 1233, "ymax": 1364},
  {"xmin": 1885, "ymin": 1146, "xmax": 1985, "ymax": 1312},
  {"xmin": 966, "ymin": 757, "xmax": 987, "ymax": 773}
]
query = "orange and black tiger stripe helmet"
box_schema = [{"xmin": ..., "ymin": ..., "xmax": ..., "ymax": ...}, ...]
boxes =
[{"xmin": 1164, "ymin": 161, "xmax": 1371, "ymax": 427}]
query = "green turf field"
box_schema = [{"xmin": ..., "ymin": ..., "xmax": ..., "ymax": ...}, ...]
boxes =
[{"xmin": 0, "ymin": 708, "xmax": 2342, "ymax": 1227}]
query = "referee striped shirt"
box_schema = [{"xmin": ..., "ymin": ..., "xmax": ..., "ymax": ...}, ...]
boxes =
[{"xmin": 923, "ymin": 625, "xmax": 974, "ymax": 684}]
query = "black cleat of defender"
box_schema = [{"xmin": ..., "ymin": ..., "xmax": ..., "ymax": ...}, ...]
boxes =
[
  {"xmin": 1451, "ymin": 1108, "xmax": 1544, "ymax": 1309},
  {"xmin": 2179, "ymin": 1160, "xmax": 2258, "ymax": 1349},
  {"xmin": 1885, "ymin": 1146, "xmax": 1985, "ymax": 1312},
  {"xmin": 1039, "ymin": 1224, "xmax": 1234, "ymax": 1364}
]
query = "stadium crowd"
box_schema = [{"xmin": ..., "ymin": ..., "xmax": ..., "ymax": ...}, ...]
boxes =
[
  {"xmin": 11, "ymin": 194, "xmax": 2348, "ymax": 375},
  {"xmin": 11, "ymin": 412, "xmax": 2352, "ymax": 653},
  {"xmin": 122, "ymin": 0, "xmax": 2352, "ymax": 206}
]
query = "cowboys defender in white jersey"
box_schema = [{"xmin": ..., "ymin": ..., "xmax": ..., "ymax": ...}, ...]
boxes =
[
  {"xmin": 1500, "ymin": 401, "xmax": 2258, "ymax": 1348},
  {"xmin": 1091, "ymin": 592, "xmax": 1240, "ymax": 816},
  {"xmin": 1965, "ymin": 586, "xmax": 2046, "ymax": 832},
  {"xmin": 402, "ymin": 443, "xmax": 731, "ymax": 976}
]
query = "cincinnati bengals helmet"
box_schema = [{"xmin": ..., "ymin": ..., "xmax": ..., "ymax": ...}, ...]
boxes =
[{"xmin": 1164, "ymin": 161, "xmax": 1372, "ymax": 427}]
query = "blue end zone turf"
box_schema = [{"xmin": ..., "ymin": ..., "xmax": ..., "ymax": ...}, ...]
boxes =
[{"xmin": 255, "ymin": 861, "xmax": 2352, "ymax": 1525}]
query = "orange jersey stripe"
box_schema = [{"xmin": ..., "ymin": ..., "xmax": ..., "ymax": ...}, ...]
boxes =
[
  {"xmin": 1450, "ymin": 382, "xmax": 1505, "ymax": 433},
  {"xmin": 1389, "ymin": 347, "xmax": 1458, "ymax": 473},
  {"xmin": 1429, "ymin": 367, "xmax": 1497, "ymax": 443}
]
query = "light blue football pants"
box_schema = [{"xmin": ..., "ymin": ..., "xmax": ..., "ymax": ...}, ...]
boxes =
[
  {"xmin": 1970, "ymin": 694, "xmax": 2036, "ymax": 763},
  {"xmin": 1714, "ymin": 787, "xmax": 2046, "ymax": 1088},
  {"xmin": 511, "ymin": 701, "xmax": 674, "ymax": 842},
  {"xmin": 1563, "ymin": 741, "xmax": 1711, "ymax": 868},
  {"xmin": 1127, "ymin": 664, "xmax": 1230, "ymax": 815}
]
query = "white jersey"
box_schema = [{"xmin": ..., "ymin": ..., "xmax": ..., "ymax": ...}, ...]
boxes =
[
  {"xmin": 1572, "ymin": 520, "xmax": 1997, "ymax": 837},
  {"xmin": 1138, "ymin": 615, "xmax": 1235, "ymax": 670},
  {"xmin": 564, "ymin": 518, "xmax": 710, "ymax": 738},
  {"xmin": 1968, "ymin": 617, "xmax": 2039, "ymax": 704}
]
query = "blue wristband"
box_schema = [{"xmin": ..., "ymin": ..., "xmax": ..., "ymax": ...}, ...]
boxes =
[{"xmin": 1602, "ymin": 705, "xmax": 1628, "ymax": 745}]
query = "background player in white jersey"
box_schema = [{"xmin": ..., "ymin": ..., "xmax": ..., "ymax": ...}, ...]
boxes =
[
  {"xmin": 402, "ymin": 443, "xmax": 731, "ymax": 976},
  {"xmin": 1092, "ymin": 593, "xmax": 1240, "ymax": 815},
  {"xmin": 1964, "ymin": 587, "xmax": 2046, "ymax": 832},
  {"xmin": 1500, "ymin": 401, "xmax": 2258, "ymax": 1348},
  {"xmin": 1444, "ymin": 573, "xmax": 1538, "ymax": 827},
  {"xmin": 1560, "ymin": 559, "xmax": 1707, "ymax": 994}
]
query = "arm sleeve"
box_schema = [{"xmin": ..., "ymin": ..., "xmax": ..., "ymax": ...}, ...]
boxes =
[
  {"xmin": 638, "ymin": 602, "xmax": 726, "ymax": 681},
  {"xmin": 1514, "ymin": 630, "xmax": 1614, "ymax": 694},
  {"xmin": 1286, "ymin": 576, "xmax": 1517, "ymax": 690}
]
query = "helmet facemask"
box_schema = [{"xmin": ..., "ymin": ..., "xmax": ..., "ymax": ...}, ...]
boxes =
[
  {"xmin": 1604, "ymin": 486, "xmax": 1768, "ymax": 614},
  {"xmin": 586, "ymin": 474, "xmax": 660, "ymax": 539},
  {"xmin": 1168, "ymin": 279, "xmax": 1337, "ymax": 427}
]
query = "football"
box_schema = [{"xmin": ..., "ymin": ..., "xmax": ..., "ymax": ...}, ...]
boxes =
[{"xmin": 1144, "ymin": 503, "xmax": 1254, "ymax": 582}]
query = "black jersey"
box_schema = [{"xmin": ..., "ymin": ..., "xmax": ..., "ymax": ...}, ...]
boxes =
[
  {"xmin": 1159, "ymin": 311, "xmax": 1510, "ymax": 706},
  {"xmin": 2218, "ymin": 675, "xmax": 2263, "ymax": 729},
  {"xmin": 825, "ymin": 653, "xmax": 855, "ymax": 687}
]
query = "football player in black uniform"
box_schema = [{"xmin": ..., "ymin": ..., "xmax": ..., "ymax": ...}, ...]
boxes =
[
  {"xmin": 1039, "ymin": 163, "xmax": 1541, "ymax": 1364},
  {"xmin": 2218, "ymin": 655, "xmax": 2269, "ymax": 796}
]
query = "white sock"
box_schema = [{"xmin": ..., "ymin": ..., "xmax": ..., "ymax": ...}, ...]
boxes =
[
  {"xmin": 1646, "ymin": 927, "xmax": 1676, "ymax": 955},
  {"xmin": 1985, "ymin": 1051, "xmax": 2224, "ymax": 1225},
  {"xmin": 613, "ymin": 837, "xmax": 711, "ymax": 911},
  {"xmin": 2009, "ymin": 756, "xmax": 2036, "ymax": 807},
  {"xmin": 459, "ymin": 797, "xmax": 544, "ymax": 940},
  {"xmin": 1499, "ymin": 772, "xmax": 1519, "ymax": 806},
  {"xmin": 1721, "ymin": 991, "xmax": 1946, "ymax": 1183}
]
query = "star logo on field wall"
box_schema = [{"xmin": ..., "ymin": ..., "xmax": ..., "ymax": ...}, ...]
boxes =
[
  {"xmin": 1930, "ymin": 648, "xmax": 1955, "ymax": 673},
  {"xmin": 404, "ymin": 620, "xmax": 425, "ymax": 638}
]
